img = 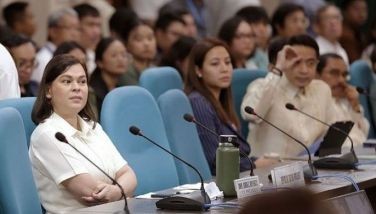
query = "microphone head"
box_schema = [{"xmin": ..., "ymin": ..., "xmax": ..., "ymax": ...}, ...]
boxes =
[
  {"xmin": 244, "ymin": 106, "xmax": 256, "ymax": 115},
  {"xmin": 285, "ymin": 103, "xmax": 296, "ymax": 110},
  {"xmin": 129, "ymin": 126, "xmax": 141, "ymax": 136},
  {"xmin": 183, "ymin": 113, "xmax": 194, "ymax": 122},
  {"xmin": 55, "ymin": 132, "xmax": 67, "ymax": 143},
  {"xmin": 356, "ymin": 86, "xmax": 366, "ymax": 94}
]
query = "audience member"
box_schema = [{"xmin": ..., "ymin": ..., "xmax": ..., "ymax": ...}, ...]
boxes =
[
  {"xmin": 29, "ymin": 55, "xmax": 137, "ymax": 213},
  {"xmin": 314, "ymin": 4, "xmax": 349, "ymax": 65},
  {"xmin": 339, "ymin": 0, "xmax": 368, "ymax": 63},
  {"xmin": 110, "ymin": 11, "xmax": 156, "ymax": 86},
  {"xmin": 2, "ymin": 1, "xmax": 36, "ymax": 38},
  {"xmin": 236, "ymin": 6, "xmax": 270, "ymax": 70},
  {"xmin": 361, "ymin": 19, "xmax": 376, "ymax": 64},
  {"xmin": 160, "ymin": 36, "xmax": 197, "ymax": 80},
  {"xmin": 159, "ymin": 5, "xmax": 198, "ymax": 38},
  {"xmin": 2, "ymin": 34, "xmax": 38, "ymax": 97},
  {"xmin": 0, "ymin": 43, "xmax": 20, "ymax": 99},
  {"xmin": 154, "ymin": 12, "xmax": 187, "ymax": 59},
  {"xmin": 241, "ymin": 35, "xmax": 336, "ymax": 157},
  {"xmin": 317, "ymin": 53, "xmax": 369, "ymax": 146},
  {"xmin": 74, "ymin": 3, "xmax": 102, "ymax": 75},
  {"xmin": 32, "ymin": 8, "xmax": 80, "ymax": 83},
  {"xmin": 89, "ymin": 38, "xmax": 128, "ymax": 115},
  {"xmin": 218, "ymin": 16, "xmax": 257, "ymax": 69},
  {"xmin": 271, "ymin": 3, "xmax": 308, "ymax": 38},
  {"xmin": 369, "ymin": 48, "xmax": 376, "ymax": 127}
]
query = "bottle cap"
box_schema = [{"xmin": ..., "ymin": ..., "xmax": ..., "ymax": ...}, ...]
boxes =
[{"xmin": 219, "ymin": 135, "xmax": 237, "ymax": 144}]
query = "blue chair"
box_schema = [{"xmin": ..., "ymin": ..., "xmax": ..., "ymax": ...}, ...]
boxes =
[
  {"xmin": 349, "ymin": 60, "xmax": 375, "ymax": 138},
  {"xmin": 139, "ymin": 66, "xmax": 183, "ymax": 99},
  {"xmin": 157, "ymin": 89, "xmax": 212, "ymax": 185},
  {"xmin": 0, "ymin": 107, "xmax": 42, "ymax": 214},
  {"xmin": 231, "ymin": 69, "xmax": 267, "ymax": 137},
  {"xmin": 0, "ymin": 97, "xmax": 36, "ymax": 147},
  {"xmin": 100, "ymin": 86, "xmax": 180, "ymax": 195}
]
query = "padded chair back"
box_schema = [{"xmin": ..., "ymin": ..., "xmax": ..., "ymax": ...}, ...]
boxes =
[
  {"xmin": 231, "ymin": 69, "xmax": 267, "ymax": 137},
  {"xmin": 139, "ymin": 66, "xmax": 183, "ymax": 99},
  {"xmin": 0, "ymin": 107, "xmax": 42, "ymax": 214},
  {"xmin": 100, "ymin": 86, "xmax": 179, "ymax": 195},
  {"xmin": 158, "ymin": 89, "xmax": 212, "ymax": 184},
  {"xmin": 349, "ymin": 60, "xmax": 375, "ymax": 138},
  {"xmin": 0, "ymin": 97, "xmax": 36, "ymax": 147}
]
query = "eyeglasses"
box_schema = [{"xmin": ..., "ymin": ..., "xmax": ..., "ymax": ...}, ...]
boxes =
[
  {"xmin": 57, "ymin": 25, "xmax": 80, "ymax": 32},
  {"xmin": 16, "ymin": 59, "xmax": 38, "ymax": 70}
]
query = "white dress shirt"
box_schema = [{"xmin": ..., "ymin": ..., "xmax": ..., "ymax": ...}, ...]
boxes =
[
  {"xmin": 316, "ymin": 36, "xmax": 349, "ymax": 65},
  {"xmin": 241, "ymin": 72, "xmax": 336, "ymax": 157},
  {"xmin": 332, "ymin": 98, "xmax": 369, "ymax": 148},
  {"xmin": 32, "ymin": 42, "xmax": 56, "ymax": 83},
  {"xmin": 0, "ymin": 43, "xmax": 20, "ymax": 99},
  {"xmin": 29, "ymin": 113, "xmax": 127, "ymax": 213}
]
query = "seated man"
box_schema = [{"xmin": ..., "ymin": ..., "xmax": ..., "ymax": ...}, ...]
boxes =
[
  {"xmin": 241, "ymin": 34, "xmax": 336, "ymax": 157},
  {"xmin": 316, "ymin": 53, "xmax": 369, "ymax": 146},
  {"xmin": 3, "ymin": 34, "xmax": 38, "ymax": 97}
]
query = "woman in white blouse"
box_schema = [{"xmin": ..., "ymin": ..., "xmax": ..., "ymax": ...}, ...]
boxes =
[{"xmin": 29, "ymin": 54, "xmax": 137, "ymax": 213}]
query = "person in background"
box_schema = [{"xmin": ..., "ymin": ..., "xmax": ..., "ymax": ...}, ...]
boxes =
[
  {"xmin": 314, "ymin": 4, "xmax": 349, "ymax": 65},
  {"xmin": 32, "ymin": 8, "xmax": 80, "ymax": 83},
  {"xmin": 160, "ymin": 36, "xmax": 197, "ymax": 80},
  {"xmin": 0, "ymin": 43, "xmax": 20, "ymax": 99},
  {"xmin": 2, "ymin": 34, "xmax": 38, "ymax": 97},
  {"xmin": 368, "ymin": 48, "xmax": 376, "ymax": 128},
  {"xmin": 154, "ymin": 12, "xmax": 187, "ymax": 61},
  {"xmin": 339, "ymin": 0, "xmax": 368, "ymax": 63},
  {"xmin": 317, "ymin": 53, "xmax": 369, "ymax": 146},
  {"xmin": 2, "ymin": 1, "xmax": 36, "ymax": 38},
  {"xmin": 271, "ymin": 3, "xmax": 308, "ymax": 39},
  {"xmin": 29, "ymin": 55, "xmax": 137, "ymax": 213},
  {"xmin": 89, "ymin": 38, "xmax": 128, "ymax": 115},
  {"xmin": 110, "ymin": 10, "xmax": 156, "ymax": 86},
  {"xmin": 241, "ymin": 35, "xmax": 336, "ymax": 157},
  {"xmin": 54, "ymin": 41, "xmax": 87, "ymax": 65},
  {"xmin": 159, "ymin": 5, "xmax": 198, "ymax": 38},
  {"xmin": 74, "ymin": 3, "xmax": 102, "ymax": 75},
  {"xmin": 218, "ymin": 16, "xmax": 257, "ymax": 69},
  {"xmin": 236, "ymin": 6, "xmax": 270, "ymax": 70}
]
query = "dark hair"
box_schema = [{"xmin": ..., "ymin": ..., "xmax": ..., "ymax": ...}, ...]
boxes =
[
  {"xmin": 340, "ymin": 0, "xmax": 366, "ymax": 10},
  {"xmin": 159, "ymin": 3, "xmax": 191, "ymax": 20},
  {"xmin": 218, "ymin": 16, "xmax": 245, "ymax": 45},
  {"xmin": 369, "ymin": 47, "xmax": 376, "ymax": 64},
  {"xmin": 32, "ymin": 55, "xmax": 97, "ymax": 125},
  {"xmin": 185, "ymin": 37, "xmax": 239, "ymax": 128},
  {"xmin": 95, "ymin": 37, "xmax": 118, "ymax": 62},
  {"xmin": 236, "ymin": 6, "xmax": 269, "ymax": 24},
  {"xmin": 317, "ymin": 53, "xmax": 343, "ymax": 74},
  {"xmin": 73, "ymin": 3, "xmax": 100, "ymax": 19},
  {"xmin": 3, "ymin": 2, "xmax": 29, "ymax": 28},
  {"xmin": 155, "ymin": 12, "xmax": 185, "ymax": 31},
  {"xmin": 109, "ymin": 8, "xmax": 143, "ymax": 43},
  {"xmin": 160, "ymin": 36, "xmax": 196, "ymax": 77},
  {"xmin": 2, "ymin": 33, "xmax": 32, "ymax": 49},
  {"xmin": 271, "ymin": 3, "xmax": 305, "ymax": 36},
  {"xmin": 54, "ymin": 41, "xmax": 85, "ymax": 57},
  {"xmin": 287, "ymin": 34, "xmax": 319, "ymax": 58},
  {"xmin": 314, "ymin": 4, "xmax": 338, "ymax": 24},
  {"xmin": 239, "ymin": 188, "xmax": 333, "ymax": 214},
  {"xmin": 268, "ymin": 37, "xmax": 288, "ymax": 65}
]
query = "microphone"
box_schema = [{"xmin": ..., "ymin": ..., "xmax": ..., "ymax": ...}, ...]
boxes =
[
  {"xmin": 55, "ymin": 132, "xmax": 130, "ymax": 214},
  {"xmin": 244, "ymin": 106, "xmax": 317, "ymax": 179},
  {"xmin": 183, "ymin": 113, "xmax": 255, "ymax": 176},
  {"xmin": 128, "ymin": 126, "xmax": 211, "ymax": 211},
  {"xmin": 285, "ymin": 103, "xmax": 358, "ymax": 169}
]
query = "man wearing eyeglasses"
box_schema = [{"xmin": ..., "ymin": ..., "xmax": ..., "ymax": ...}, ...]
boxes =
[
  {"xmin": 314, "ymin": 4, "xmax": 349, "ymax": 66},
  {"xmin": 241, "ymin": 34, "xmax": 337, "ymax": 158},
  {"xmin": 3, "ymin": 34, "xmax": 38, "ymax": 97},
  {"xmin": 317, "ymin": 53, "xmax": 369, "ymax": 146}
]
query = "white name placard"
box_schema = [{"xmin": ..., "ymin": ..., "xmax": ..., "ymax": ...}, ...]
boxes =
[
  {"xmin": 234, "ymin": 176, "xmax": 261, "ymax": 198},
  {"xmin": 271, "ymin": 162, "xmax": 305, "ymax": 188}
]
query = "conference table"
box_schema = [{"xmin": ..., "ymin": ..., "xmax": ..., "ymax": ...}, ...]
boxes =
[{"xmin": 72, "ymin": 146, "xmax": 376, "ymax": 213}]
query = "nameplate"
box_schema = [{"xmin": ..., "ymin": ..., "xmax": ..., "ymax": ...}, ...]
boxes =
[
  {"xmin": 234, "ymin": 176, "xmax": 261, "ymax": 198},
  {"xmin": 271, "ymin": 162, "xmax": 305, "ymax": 188}
]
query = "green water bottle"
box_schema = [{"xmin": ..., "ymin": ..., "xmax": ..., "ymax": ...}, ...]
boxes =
[{"xmin": 216, "ymin": 135, "xmax": 239, "ymax": 197}]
